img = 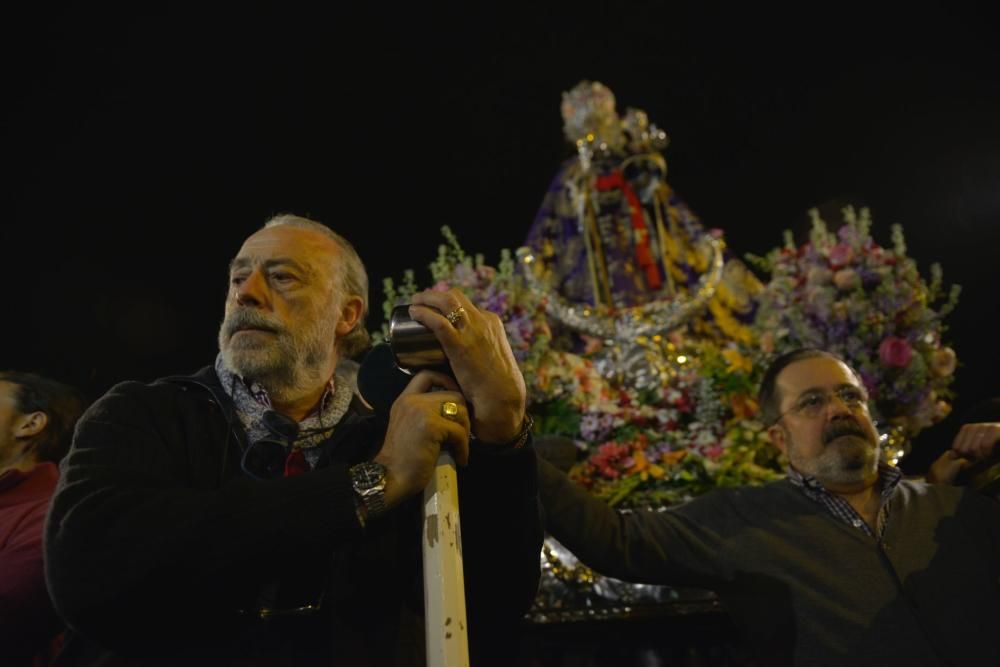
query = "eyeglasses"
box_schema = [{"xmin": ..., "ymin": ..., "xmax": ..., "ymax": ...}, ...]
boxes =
[
  {"xmin": 772, "ymin": 385, "xmax": 869, "ymax": 425},
  {"xmin": 240, "ymin": 410, "xmax": 301, "ymax": 481},
  {"xmin": 240, "ymin": 409, "xmax": 345, "ymax": 481}
]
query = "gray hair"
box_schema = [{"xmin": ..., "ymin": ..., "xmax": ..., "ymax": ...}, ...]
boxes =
[{"xmin": 263, "ymin": 214, "xmax": 371, "ymax": 359}]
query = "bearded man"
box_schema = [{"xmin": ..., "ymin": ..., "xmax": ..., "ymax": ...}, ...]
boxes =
[
  {"xmin": 45, "ymin": 215, "xmax": 542, "ymax": 666},
  {"xmin": 539, "ymin": 348, "xmax": 1000, "ymax": 666}
]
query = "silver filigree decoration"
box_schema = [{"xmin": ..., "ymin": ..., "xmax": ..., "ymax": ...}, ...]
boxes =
[
  {"xmin": 529, "ymin": 534, "xmax": 720, "ymax": 623},
  {"xmin": 516, "ymin": 236, "xmax": 725, "ymax": 341}
]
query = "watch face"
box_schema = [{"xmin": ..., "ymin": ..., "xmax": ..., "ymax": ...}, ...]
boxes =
[{"xmin": 352, "ymin": 462, "xmax": 385, "ymax": 490}]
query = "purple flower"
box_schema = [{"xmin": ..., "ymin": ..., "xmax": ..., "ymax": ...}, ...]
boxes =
[
  {"xmin": 580, "ymin": 412, "xmax": 615, "ymax": 442},
  {"xmin": 858, "ymin": 369, "xmax": 879, "ymax": 398},
  {"xmin": 482, "ymin": 288, "xmax": 508, "ymax": 315}
]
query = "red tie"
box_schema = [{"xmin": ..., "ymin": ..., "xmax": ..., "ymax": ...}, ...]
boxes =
[{"xmin": 283, "ymin": 449, "xmax": 309, "ymax": 477}]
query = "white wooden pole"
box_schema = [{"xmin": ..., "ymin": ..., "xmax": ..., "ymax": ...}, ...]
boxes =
[{"xmin": 422, "ymin": 451, "xmax": 470, "ymax": 667}]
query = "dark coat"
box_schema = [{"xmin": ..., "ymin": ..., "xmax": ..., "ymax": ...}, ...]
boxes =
[
  {"xmin": 539, "ymin": 457, "xmax": 1000, "ymax": 666},
  {"xmin": 46, "ymin": 366, "xmax": 542, "ymax": 666}
]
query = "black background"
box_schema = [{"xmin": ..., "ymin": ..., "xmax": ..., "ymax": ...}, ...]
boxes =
[{"xmin": 4, "ymin": 3, "xmax": 999, "ymax": 470}]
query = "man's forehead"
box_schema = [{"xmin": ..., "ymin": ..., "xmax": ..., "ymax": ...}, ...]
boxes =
[
  {"xmin": 0, "ymin": 381, "xmax": 18, "ymax": 406},
  {"xmin": 233, "ymin": 225, "xmax": 338, "ymax": 268},
  {"xmin": 776, "ymin": 356, "xmax": 861, "ymax": 397}
]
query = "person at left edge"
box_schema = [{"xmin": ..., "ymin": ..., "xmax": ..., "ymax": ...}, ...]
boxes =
[
  {"xmin": 45, "ymin": 214, "xmax": 542, "ymax": 666},
  {"xmin": 0, "ymin": 371, "xmax": 85, "ymax": 666}
]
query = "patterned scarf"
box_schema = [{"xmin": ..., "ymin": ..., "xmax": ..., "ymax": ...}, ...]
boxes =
[{"xmin": 214, "ymin": 353, "xmax": 354, "ymax": 461}]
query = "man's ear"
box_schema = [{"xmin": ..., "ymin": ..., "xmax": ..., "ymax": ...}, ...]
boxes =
[
  {"xmin": 768, "ymin": 423, "xmax": 788, "ymax": 456},
  {"xmin": 335, "ymin": 295, "xmax": 365, "ymax": 337},
  {"xmin": 14, "ymin": 411, "xmax": 48, "ymax": 440}
]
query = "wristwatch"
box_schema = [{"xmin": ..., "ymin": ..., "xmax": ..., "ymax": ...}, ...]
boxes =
[{"xmin": 348, "ymin": 461, "xmax": 387, "ymax": 521}]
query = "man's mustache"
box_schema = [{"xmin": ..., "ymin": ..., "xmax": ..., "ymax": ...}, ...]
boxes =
[
  {"xmin": 223, "ymin": 309, "xmax": 285, "ymax": 339},
  {"xmin": 823, "ymin": 418, "xmax": 868, "ymax": 445}
]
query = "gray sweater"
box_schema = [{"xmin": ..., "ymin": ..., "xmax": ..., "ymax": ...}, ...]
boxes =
[{"xmin": 539, "ymin": 458, "xmax": 1000, "ymax": 666}]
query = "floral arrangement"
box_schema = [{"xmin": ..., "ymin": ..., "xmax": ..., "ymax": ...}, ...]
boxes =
[
  {"xmin": 552, "ymin": 340, "xmax": 783, "ymax": 508},
  {"xmin": 380, "ymin": 208, "xmax": 959, "ymax": 509},
  {"xmin": 380, "ymin": 228, "xmax": 784, "ymax": 510},
  {"xmin": 746, "ymin": 206, "xmax": 960, "ymax": 440},
  {"xmin": 378, "ymin": 226, "xmax": 550, "ymax": 370}
]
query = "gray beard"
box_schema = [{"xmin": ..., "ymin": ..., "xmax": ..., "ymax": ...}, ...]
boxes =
[
  {"xmin": 217, "ymin": 307, "xmax": 335, "ymax": 400},
  {"xmin": 796, "ymin": 435, "xmax": 879, "ymax": 486}
]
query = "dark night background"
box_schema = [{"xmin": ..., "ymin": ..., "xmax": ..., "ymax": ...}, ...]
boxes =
[{"xmin": 3, "ymin": 3, "xmax": 999, "ymax": 472}]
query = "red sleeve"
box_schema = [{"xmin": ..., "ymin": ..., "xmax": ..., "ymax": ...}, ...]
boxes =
[{"xmin": 0, "ymin": 495, "xmax": 63, "ymax": 655}]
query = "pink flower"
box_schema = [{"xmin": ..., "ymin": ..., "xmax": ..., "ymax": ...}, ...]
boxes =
[
  {"xmin": 828, "ymin": 243, "xmax": 855, "ymax": 269},
  {"xmin": 929, "ymin": 347, "xmax": 957, "ymax": 377},
  {"xmin": 704, "ymin": 444, "xmax": 724, "ymax": 460},
  {"xmin": 432, "ymin": 281, "xmax": 451, "ymax": 292},
  {"xmin": 879, "ymin": 336, "xmax": 913, "ymax": 368},
  {"xmin": 833, "ymin": 268, "xmax": 860, "ymax": 291},
  {"xmin": 581, "ymin": 334, "xmax": 604, "ymax": 355}
]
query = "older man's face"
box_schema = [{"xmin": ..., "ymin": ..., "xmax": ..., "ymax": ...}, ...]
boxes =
[
  {"xmin": 218, "ymin": 225, "xmax": 348, "ymax": 395},
  {"xmin": 768, "ymin": 356, "xmax": 881, "ymax": 490}
]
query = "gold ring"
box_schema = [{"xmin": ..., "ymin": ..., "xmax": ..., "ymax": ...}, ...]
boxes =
[
  {"xmin": 445, "ymin": 306, "xmax": 466, "ymax": 326},
  {"xmin": 441, "ymin": 401, "xmax": 460, "ymax": 420}
]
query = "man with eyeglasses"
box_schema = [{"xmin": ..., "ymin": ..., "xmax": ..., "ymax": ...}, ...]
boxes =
[
  {"xmin": 539, "ymin": 347, "xmax": 1000, "ymax": 665},
  {"xmin": 45, "ymin": 215, "xmax": 542, "ymax": 666}
]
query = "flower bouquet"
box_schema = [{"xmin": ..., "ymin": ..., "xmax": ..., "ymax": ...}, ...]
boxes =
[
  {"xmin": 379, "ymin": 214, "xmax": 960, "ymax": 617},
  {"xmin": 380, "ymin": 229, "xmax": 784, "ymax": 510},
  {"xmin": 746, "ymin": 206, "xmax": 960, "ymax": 447}
]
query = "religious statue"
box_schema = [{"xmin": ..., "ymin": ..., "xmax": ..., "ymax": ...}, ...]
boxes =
[{"xmin": 519, "ymin": 80, "xmax": 762, "ymax": 377}]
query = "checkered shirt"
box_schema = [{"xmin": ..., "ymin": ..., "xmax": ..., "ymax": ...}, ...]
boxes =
[{"xmin": 787, "ymin": 462, "xmax": 902, "ymax": 539}]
